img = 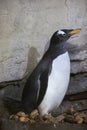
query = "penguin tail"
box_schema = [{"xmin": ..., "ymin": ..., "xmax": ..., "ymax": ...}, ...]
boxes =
[{"xmin": 3, "ymin": 97, "xmax": 23, "ymax": 114}]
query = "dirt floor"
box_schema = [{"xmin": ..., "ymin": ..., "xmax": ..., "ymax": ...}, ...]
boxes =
[
  {"xmin": 1, "ymin": 120, "xmax": 87, "ymax": 130},
  {"xmin": 0, "ymin": 108, "xmax": 87, "ymax": 130}
]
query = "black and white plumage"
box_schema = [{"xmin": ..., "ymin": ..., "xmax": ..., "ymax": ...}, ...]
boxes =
[{"xmin": 4, "ymin": 29, "xmax": 81, "ymax": 115}]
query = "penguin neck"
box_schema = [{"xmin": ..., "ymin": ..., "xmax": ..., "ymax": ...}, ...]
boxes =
[{"xmin": 46, "ymin": 42, "xmax": 67, "ymax": 59}]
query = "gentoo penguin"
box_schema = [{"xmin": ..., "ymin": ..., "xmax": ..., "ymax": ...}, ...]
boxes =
[{"xmin": 4, "ymin": 29, "xmax": 81, "ymax": 115}]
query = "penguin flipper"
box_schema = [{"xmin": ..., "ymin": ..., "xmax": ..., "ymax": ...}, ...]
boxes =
[
  {"xmin": 37, "ymin": 67, "xmax": 51, "ymax": 106},
  {"xmin": 3, "ymin": 97, "xmax": 23, "ymax": 114}
]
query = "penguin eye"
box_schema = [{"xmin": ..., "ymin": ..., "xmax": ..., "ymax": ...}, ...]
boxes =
[{"xmin": 63, "ymin": 33, "xmax": 66, "ymax": 37}]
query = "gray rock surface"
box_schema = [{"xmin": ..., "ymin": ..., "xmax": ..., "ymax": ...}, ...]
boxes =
[
  {"xmin": 0, "ymin": 0, "xmax": 87, "ymax": 82},
  {"xmin": 69, "ymin": 44, "xmax": 87, "ymax": 74},
  {"xmin": 68, "ymin": 44, "xmax": 87, "ymax": 94},
  {"xmin": 68, "ymin": 73, "xmax": 87, "ymax": 95}
]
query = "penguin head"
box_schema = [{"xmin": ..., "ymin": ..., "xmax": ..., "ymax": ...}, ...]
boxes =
[{"xmin": 50, "ymin": 29, "xmax": 81, "ymax": 46}]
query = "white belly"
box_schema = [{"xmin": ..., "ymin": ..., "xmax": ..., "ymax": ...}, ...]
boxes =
[{"xmin": 38, "ymin": 52, "xmax": 70, "ymax": 115}]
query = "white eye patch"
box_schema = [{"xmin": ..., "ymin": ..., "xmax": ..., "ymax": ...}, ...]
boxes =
[{"xmin": 57, "ymin": 30, "xmax": 66, "ymax": 35}]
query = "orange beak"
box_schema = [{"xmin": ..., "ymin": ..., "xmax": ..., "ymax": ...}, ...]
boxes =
[{"xmin": 69, "ymin": 29, "xmax": 81, "ymax": 35}]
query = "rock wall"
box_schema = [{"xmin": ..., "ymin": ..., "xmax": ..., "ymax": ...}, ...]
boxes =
[{"xmin": 0, "ymin": 0, "xmax": 87, "ymax": 115}]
